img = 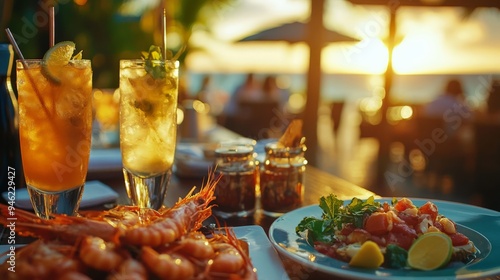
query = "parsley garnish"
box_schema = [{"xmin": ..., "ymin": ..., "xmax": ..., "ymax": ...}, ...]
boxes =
[{"xmin": 296, "ymin": 195, "xmax": 381, "ymax": 244}]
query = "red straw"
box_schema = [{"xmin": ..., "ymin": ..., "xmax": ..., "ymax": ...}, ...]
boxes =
[{"xmin": 49, "ymin": 6, "xmax": 55, "ymax": 47}]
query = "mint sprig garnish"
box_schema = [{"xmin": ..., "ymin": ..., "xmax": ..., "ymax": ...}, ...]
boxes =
[{"xmin": 141, "ymin": 45, "xmax": 166, "ymax": 79}]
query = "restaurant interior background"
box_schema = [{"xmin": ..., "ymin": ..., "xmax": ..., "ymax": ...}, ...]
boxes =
[{"xmin": 2, "ymin": 0, "xmax": 500, "ymax": 211}]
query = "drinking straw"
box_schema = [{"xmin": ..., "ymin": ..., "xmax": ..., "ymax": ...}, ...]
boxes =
[
  {"xmin": 49, "ymin": 6, "xmax": 55, "ymax": 47},
  {"xmin": 162, "ymin": 8, "xmax": 167, "ymax": 59},
  {"xmin": 5, "ymin": 28, "xmax": 52, "ymax": 118}
]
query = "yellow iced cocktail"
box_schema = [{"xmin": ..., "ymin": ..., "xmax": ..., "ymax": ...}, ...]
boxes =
[
  {"xmin": 119, "ymin": 48, "xmax": 178, "ymax": 209},
  {"xmin": 16, "ymin": 41, "xmax": 92, "ymax": 219}
]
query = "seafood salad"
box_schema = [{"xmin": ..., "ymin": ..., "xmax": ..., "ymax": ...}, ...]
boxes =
[
  {"xmin": 0, "ymin": 176, "xmax": 257, "ymax": 280},
  {"xmin": 296, "ymin": 195, "xmax": 477, "ymax": 270}
]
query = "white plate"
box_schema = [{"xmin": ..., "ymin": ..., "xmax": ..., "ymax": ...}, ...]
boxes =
[
  {"xmin": 269, "ymin": 198, "xmax": 500, "ymax": 280},
  {"xmin": 1, "ymin": 225, "xmax": 288, "ymax": 279},
  {"xmin": 233, "ymin": 225, "xmax": 290, "ymax": 279}
]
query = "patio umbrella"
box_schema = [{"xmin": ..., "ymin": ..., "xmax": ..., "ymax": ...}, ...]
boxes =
[
  {"xmin": 237, "ymin": 21, "xmax": 358, "ymax": 44},
  {"xmin": 235, "ymin": 15, "xmax": 358, "ymax": 166}
]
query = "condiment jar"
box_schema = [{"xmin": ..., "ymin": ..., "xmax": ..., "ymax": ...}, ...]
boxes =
[
  {"xmin": 260, "ymin": 142, "xmax": 306, "ymax": 216},
  {"xmin": 212, "ymin": 146, "xmax": 257, "ymax": 218}
]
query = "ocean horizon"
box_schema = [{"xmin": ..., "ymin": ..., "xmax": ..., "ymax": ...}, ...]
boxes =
[{"xmin": 187, "ymin": 72, "xmax": 500, "ymax": 110}]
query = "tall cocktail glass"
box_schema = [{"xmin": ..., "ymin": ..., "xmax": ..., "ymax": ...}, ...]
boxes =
[
  {"xmin": 16, "ymin": 59, "xmax": 92, "ymax": 219},
  {"xmin": 119, "ymin": 59, "xmax": 178, "ymax": 210}
]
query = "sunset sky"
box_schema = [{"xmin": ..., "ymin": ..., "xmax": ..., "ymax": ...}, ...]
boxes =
[{"xmin": 186, "ymin": 0, "xmax": 500, "ymax": 75}]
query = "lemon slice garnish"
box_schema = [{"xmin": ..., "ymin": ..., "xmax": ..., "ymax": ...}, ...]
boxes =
[
  {"xmin": 407, "ymin": 232, "xmax": 453, "ymax": 270},
  {"xmin": 42, "ymin": 41, "xmax": 77, "ymax": 83}
]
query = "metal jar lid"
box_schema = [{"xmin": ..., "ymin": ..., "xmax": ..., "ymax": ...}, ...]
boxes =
[
  {"xmin": 215, "ymin": 146, "xmax": 254, "ymax": 158},
  {"xmin": 264, "ymin": 142, "xmax": 306, "ymax": 157}
]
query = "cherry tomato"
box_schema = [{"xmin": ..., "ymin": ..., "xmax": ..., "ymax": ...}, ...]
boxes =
[
  {"xmin": 364, "ymin": 212, "xmax": 390, "ymax": 235},
  {"xmin": 449, "ymin": 232, "xmax": 470, "ymax": 246},
  {"xmin": 394, "ymin": 198, "xmax": 415, "ymax": 212},
  {"xmin": 419, "ymin": 201, "xmax": 439, "ymax": 222}
]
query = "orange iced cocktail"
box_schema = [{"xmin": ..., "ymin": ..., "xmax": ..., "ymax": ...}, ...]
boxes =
[
  {"xmin": 16, "ymin": 41, "xmax": 92, "ymax": 218},
  {"xmin": 18, "ymin": 60, "xmax": 92, "ymax": 190}
]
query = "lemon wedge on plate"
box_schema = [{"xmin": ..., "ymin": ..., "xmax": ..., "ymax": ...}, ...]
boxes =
[
  {"xmin": 42, "ymin": 41, "xmax": 77, "ymax": 83},
  {"xmin": 407, "ymin": 232, "xmax": 453, "ymax": 271},
  {"xmin": 349, "ymin": 240, "xmax": 384, "ymax": 269}
]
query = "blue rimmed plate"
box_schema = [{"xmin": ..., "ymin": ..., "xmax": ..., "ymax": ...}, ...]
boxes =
[{"xmin": 269, "ymin": 198, "xmax": 500, "ymax": 279}]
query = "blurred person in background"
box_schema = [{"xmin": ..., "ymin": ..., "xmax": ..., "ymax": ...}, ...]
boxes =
[
  {"xmin": 196, "ymin": 75, "xmax": 229, "ymax": 116},
  {"xmin": 421, "ymin": 78, "xmax": 474, "ymax": 142},
  {"xmin": 423, "ymin": 78, "xmax": 472, "ymax": 119},
  {"xmin": 261, "ymin": 75, "xmax": 290, "ymax": 112},
  {"xmin": 485, "ymin": 80, "xmax": 500, "ymax": 120},
  {"xmin": 418, "ymin": 78, "xmax": 475, "ymax": 196},
  {"xmin": 223, "ymin": 73, "xmax": 261, "ymax": 116}
]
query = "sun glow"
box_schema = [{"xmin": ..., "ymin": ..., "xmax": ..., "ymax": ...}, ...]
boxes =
[
  {"xmin": 356, "ymin": 39, "xmax": 388, "ymax": 74},
  {"xmin": 393, "ymin": 33, "xmax": 445, "ymax": 74},
  {"xmin": 324, "ymin": 39, "xmax": 389, "ymax": 74}
]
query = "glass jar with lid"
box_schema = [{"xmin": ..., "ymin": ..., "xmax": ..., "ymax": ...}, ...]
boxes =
[
  {"xmin": 212, "ymin": 145, "xmax": 257, "ymax": 218},
  {"xmin": 260, "ymin": 142, "xmax": 306, "ymax": 216}
]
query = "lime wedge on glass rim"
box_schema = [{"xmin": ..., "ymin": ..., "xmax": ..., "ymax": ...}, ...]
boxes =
[{"xmin": 42, "ymin": 41, "xmax": 77, "ymax": 83}]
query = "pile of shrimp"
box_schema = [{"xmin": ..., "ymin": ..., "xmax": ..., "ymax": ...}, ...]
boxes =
[{"xmin": 0, "ymin": 175, "xmax": 257, "ymax": 280}]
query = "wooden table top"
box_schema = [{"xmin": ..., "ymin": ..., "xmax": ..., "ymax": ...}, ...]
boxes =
[{"xmin": 93, "ymin": 163, "xmax": 379, "ymax": 233}]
